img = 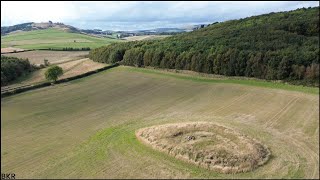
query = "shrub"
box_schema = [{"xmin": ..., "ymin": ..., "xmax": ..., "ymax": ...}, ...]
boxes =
[{"xmin": 1, "ymin": 56, "xmax": 33, "ymax": 86}]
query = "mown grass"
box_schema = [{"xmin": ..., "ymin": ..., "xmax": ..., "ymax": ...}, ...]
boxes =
[
  {"xmin": 1, "ymin": 29, "xmax": 120, "ymax": 50},
  {"xmin": 126, "ymin": 67, "xmax": 319, "ymax": 95},
  {"xmin": 1, "ymin": 66, "xmax": 318, "ymax": 178},
  {"xmin": 62, "ymin": 122, "xmax": 240, "ymax": 178}
]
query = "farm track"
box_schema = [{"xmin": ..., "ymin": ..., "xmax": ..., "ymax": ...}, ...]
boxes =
[{"xmin": 1, "ymin": 66, "xmax": 319, "ymax": 179}]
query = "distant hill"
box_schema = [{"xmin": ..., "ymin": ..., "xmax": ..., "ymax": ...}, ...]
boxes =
[
  {"xmin": 1, "ymin": 28, "xmax": 120, "ymax": 50},
  {"xmin": 1, "ymin": 21, "xmax": 81, "ymax": 35},
  {"xmin": 89, "ymin": 7, "xmax": 319, "ymax": 86},
  {"xmin": 1, "ymin": 21, "xmax": 190, "ymax": 39}
]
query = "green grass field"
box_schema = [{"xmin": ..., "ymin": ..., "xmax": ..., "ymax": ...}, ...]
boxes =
[
  {"xmin": 1, "ymin": 29, "xmax": 120, "ymax": 50},
  {"xmin": 130, "ymin": 68, "xmax": 319, "ymax": 94},
  {"xmin": 1, "ymin": 66, "xmax": 319, "ymax": 179}
]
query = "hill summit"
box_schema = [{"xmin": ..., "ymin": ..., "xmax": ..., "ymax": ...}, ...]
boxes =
[{"xmin": 1, "ymin": 21, "xmax": 79, "ymax": 35}]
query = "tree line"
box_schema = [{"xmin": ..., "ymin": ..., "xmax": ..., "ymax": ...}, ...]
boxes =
[
  {"xmin": 43, "ymin": 47, "xmax": 91, "ymax": 51},
  {"xmin": 89, "ymin": 7, "xmax": 319, "ymax": 86},
  {"xmin": 1, "ymin": 56, "xmax": 35, "ymax": 86}
]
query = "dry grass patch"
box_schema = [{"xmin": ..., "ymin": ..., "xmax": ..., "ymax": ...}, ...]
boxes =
[
  {"xmin": 61, "ymin": 58, "xmax": 106, "ymax": 79},
  {"xmin": 136, "ymin": 122, "xmax": 271, "ymax": 174}
]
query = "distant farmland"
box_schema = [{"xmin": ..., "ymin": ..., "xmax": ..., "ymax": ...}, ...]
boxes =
[
  {"xmin": 1, "ymin": 66, "xmax": 318, "ymax": 179},
  {"xmin": 1, "ymin": 50, "xmax": 89, "ymax": 65},
  {"xmin": 1, "ymin": 28, "xmax": 120, "ymax": 50}
]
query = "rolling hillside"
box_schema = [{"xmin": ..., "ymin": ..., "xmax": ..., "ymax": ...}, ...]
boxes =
[
  {"xmin": 90, "ymin": 7, "xmax": 319, "ymax": 86},
  {"xmin": 1, "ymin": 66, "xmax": 318, "ymax": 178},
  {"xmin": 1, "ymin": 21, "xmax": 79, "ymax": 35},
  {"xmin": 1, "ymin": 28, "xmax": 120, "ymax": 50}
]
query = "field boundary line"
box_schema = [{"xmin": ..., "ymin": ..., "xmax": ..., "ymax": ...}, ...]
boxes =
[
  {"xmin": 1, "ymin": 63, "xmax": 119, "ymax": 98},
  {"xmin": 127, "ymin": 67, "xmax": 319, "ymax": 95}
]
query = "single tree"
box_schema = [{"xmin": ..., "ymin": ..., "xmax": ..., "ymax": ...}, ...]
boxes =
[{"xmin": 45, "ymin": 65, "xmax": 63, "ymax": 83}]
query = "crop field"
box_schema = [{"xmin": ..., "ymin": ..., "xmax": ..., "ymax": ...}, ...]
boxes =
[
  {"xmin": 1, "ymin": 66, "xmax": 319, "ymax": 179},
  {"xmin": 1, "ymin": 50, "xmax": 89, "ymax": 65},
  {"xmin": 1, "ymin": 29, "xmax": 120, "ymax": 50}
]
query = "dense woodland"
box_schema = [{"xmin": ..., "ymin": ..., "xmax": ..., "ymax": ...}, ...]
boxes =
[
  {"xmin": 89, "ymin": 7, "xmax": 319, "ymax": 86},
  {"xmin": 1, "ymin": 56, "xmax": 34, "ymax": 86}
]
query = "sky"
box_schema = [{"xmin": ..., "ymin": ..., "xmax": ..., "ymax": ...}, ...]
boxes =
[{"xmin": 1, "ymin": 1, "xmax": 319, "ymax": 31}]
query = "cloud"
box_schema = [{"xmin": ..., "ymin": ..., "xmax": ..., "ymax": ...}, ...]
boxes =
[{"xmin": 1, "ymin": 1, "xmax": 318, "ymax": 30}]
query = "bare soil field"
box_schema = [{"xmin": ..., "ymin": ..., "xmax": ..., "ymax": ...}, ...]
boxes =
[
  {"xmin": 1, "ymin": 66, "xmax": 318, "ymax": 179},
  {"xmin": 1, "ymin": 50, "xmax": 89, "ymax": 65}
]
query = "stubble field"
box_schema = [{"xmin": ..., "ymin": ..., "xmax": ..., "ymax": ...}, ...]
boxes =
[{"xmin": 1, "ymin": 50, "xmax": 89, "ymax": 65}]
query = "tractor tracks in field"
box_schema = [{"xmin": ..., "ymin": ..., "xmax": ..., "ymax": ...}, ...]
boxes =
[
  {"xmin": 213, "ymin": 92, "xmax": 250, "ymax": 114},
  {"xmin": 286, "ymin": 134, "xmax": 319, "ymax": 178},
  {"xmin": 264, "ymin": 96, "xmax": 299, "ymax": 128}
]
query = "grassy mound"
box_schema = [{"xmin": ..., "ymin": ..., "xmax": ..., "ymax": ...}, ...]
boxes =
[{"xmin": 136, "ymin": 122, "xmax": 271, "ymax": 174}]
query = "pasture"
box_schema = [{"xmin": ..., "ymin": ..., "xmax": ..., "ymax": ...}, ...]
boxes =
[
  {"xmin": 1, "ymin": 29, "xmax": 120, "ymax": 50},
  {"xmin": 1, "ymin": 66, "xmax": 319, "ymax": 179}
]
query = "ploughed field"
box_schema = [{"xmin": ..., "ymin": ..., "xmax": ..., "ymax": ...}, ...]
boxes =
[{"xmin": 1, "ymin": 66, "xmax": 319, "ymax": 179}]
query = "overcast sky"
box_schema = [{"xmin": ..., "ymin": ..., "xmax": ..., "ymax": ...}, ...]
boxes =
[{"xmin": 1, "ymin": 1, "xmax": 318, "ymax": 31}]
